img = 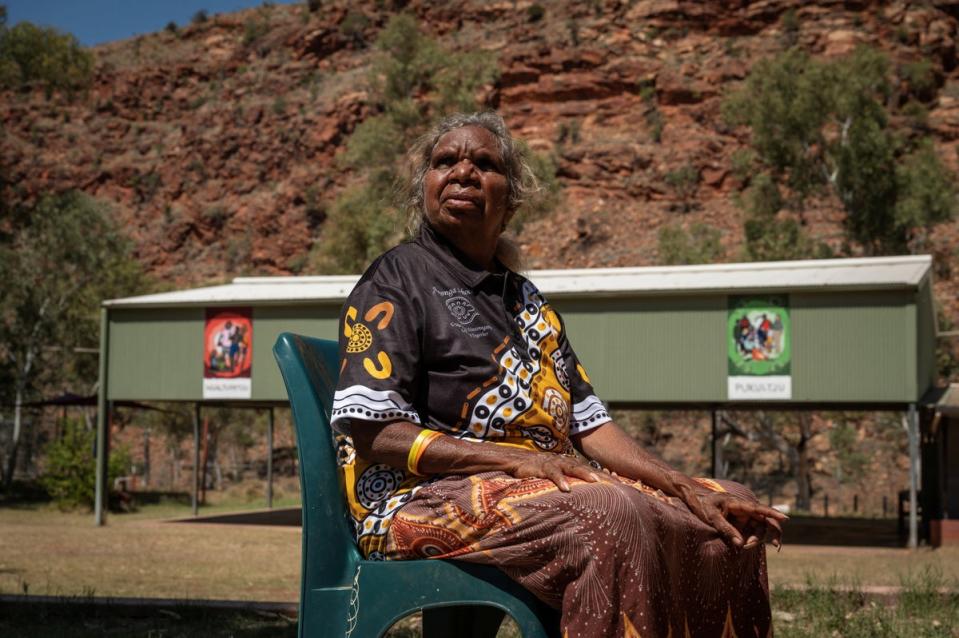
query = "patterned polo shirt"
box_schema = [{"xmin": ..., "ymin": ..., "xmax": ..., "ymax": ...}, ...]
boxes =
[{"xmin": 330, "ymin": 222, "xmax": 612, "ymax": 558}]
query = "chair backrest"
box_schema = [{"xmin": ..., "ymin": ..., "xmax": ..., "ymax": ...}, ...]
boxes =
[{"xmin": 273, "ymin": 332, "xmax": 361, "ymax": 590}]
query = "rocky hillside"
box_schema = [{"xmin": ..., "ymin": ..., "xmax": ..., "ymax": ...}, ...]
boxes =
[
  {"xmin": 2, "ymin": 0, "xmax": 958, "ymax": 313},
  {"xmin": 5, "ymin": 0, "xmax": 957, "ymax": 512}
]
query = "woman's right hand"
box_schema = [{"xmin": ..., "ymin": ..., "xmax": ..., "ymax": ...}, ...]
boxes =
[
  {"xmin": 679, "ymin": 488, "xmax": 786, "ymax": 550},
  {"xmin": 505, "ymin": 451, "xmax": 602, "ymax": 492}
]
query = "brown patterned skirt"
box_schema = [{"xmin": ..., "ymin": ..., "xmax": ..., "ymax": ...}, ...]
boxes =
[{"xmin": 385, "ymin": 472, "xmax": 771, "ymax": 638}]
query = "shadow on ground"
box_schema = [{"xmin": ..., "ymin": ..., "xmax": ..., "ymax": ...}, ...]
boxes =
[{"xmin": 0, "ymin": 599, "xmax": 297, "ymax": 638}]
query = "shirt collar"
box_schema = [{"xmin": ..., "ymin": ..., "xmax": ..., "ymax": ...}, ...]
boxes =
[{"xmin": 414, "ymin": 221, "xmax": 499, "ymax": 289}]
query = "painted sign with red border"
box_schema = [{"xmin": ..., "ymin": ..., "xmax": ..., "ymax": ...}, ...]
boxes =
[{"xmin": 203, "ymin": 307, "xmax": 252, "ymax": 399}]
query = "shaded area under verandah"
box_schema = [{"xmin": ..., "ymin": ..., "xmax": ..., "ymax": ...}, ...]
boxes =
[
  {"xmin": 93, "ymin": 255, "xmax": 950, "ymax": 547},
  {"xmin": 94, "ymin": 398, "xmax": 286, "ymax": 518},
  {"xmin": 19, "ymin": 391, "xmax": 285, "ymax": 516}
]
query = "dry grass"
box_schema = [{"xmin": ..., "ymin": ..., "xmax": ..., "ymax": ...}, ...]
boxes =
[
  {"xmin": 2, "ymin": 501, "xmax": 958, "ymax": 607},
  {"xmin": 767, "ymin": 544, "xmax": 959, "ymax": 588},
  {"xmin": 0, "ymin": 504, "xmax": 300, "ymax": 600}
]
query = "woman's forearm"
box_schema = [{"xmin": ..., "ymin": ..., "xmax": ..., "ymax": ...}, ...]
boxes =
[
  {"xmin": 351, "ymin": 420, "xmax": 532, "ymax": 475},
  {"xmin": 575, "ymin": 422, "xmax": 787, "ymax": 547},
  {"xmin": 573, "ymin": 421, "xmax": 704, "ymax": 499},
  {"xmin": 350, "ymin": 420, "xmax": 602, "ymax": 490}
]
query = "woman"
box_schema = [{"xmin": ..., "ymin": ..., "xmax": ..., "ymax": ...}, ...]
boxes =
[{"xmin": 330, "ymin": 111, "xmax": 785, "ymax": 637}]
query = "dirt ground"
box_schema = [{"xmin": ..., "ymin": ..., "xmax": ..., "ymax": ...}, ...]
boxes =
[{"xmin": 1, "ymin": 505, "xmax": 957, "ymax": 601}]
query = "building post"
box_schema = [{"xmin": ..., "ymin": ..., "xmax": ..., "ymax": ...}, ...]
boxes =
[
  {"xmin": 192, "ymin": 403, "xmax": 201, "ymax": 517},
  {"xmin": 266, "ymin": 407, "xmax": 274, "ymax": 509},
  {"xmin": 905, "ymin": 404, "xmax": 920, "ymax": 549},
  {"xmin": 711, "ymin": 409, "xmax": 724, "ymax": 479},
  {"xmin": 94, "ymin": 308, "xmax": 110, "ymax": 526}
]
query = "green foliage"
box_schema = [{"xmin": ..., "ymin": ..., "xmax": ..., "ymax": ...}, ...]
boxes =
[
  {"xmin": 368, "ymin": 14, "xmax": 439, "ymax": 108},
  {"xmin": 225, "ymin": 231, "xmax": 253, "ymax": 274},
  {"xmin": 893, "ymin": 140, "xmax": 956, "ymax": 250},
  {"xmin": 780, "ymin": 9, "xmax": 800, "ymax": 47},
  {"xmin": 556, "ymin": 119, "xmax": 581, "ymax": 146},
  {"xmin": 664, "ymin": 164, "xmax": 700, "ymax": 212},
  {"xmin": 724, "ymin": 46, "xmax": 955, "ymax": 256},
  {"xmin": 901, "ymin": 100, "xmax": 929, "ymax": 129},
  {"xmin": 0, "ymin": 19, "xmax": 93, "ymax": 96},
  {"xmin": 202, "ymin": 205, "xmax": 230, "ymax": 229},
  {"xmin": 740, "ymin": 173, "xmax": 822, "ymax": 262},
  {"xmin": 566, "ymin": 18, "xmax": 580, "ymax": 47},
  {"xmin": 305, "ymin": 0, "xmax": 322, "ymax": 12},
  {"xmin": 512, "ymin": 144, "xmax": 560, "ymax": 230},
  {"xmin": 936, "ymin": 307, "xmax": 959, "ymax": 384},
  {"xmin": 303, "ymin": 185, "xmax": 325, "ymax": 229},
  {"xmin": 657, "ymin": 223, "xmax": 725, "ymax": 265},
  {"xmin": 721, "ymin": 48, "xmax": 832, "ymax": 211},
  {"xmin": 527, "ymin": 4, "xmax": 545, "ymax": 22},
  {"xmin": 730, "ymin": 148, "xmax": 756, "ymax": 183},
  {"xmin": 242, "ymin": 16, "xmax": 269, "ymax": 49},
  {"xmin": 340, "ymin": 10, "xmax": 369, "ymax": 46},
  {"xmin": 310, "ymin": 177, "xmax": 398, "ymax": 274},
  {"xmin": 0, "ymin": 193, "xmax": 145, "ymax": 404},
  {"xmin": 772, "ymin": 571, "xmax": 958, "ymax": 638},
  {"xmin": 901, "ymin": 59, "xmax": 936, "ymax": 97},
  {"xmin": 40, "ymin": 419, "xmax": 132, "ymax": 509},
  {"xmin": 310, "ymin": 14, "xmax": 505, "ymax": 274},
  {"xmin": 130, "ymin": 171, "xmax": 162, "ymax": 203},
  {"xmin": 191, "ymin": 10, "xmax": 209, "ymax": 25},
  {"xmin": 341, "ymin": 115, "xmax": 406, "ymax": 174},
  {"xmin": 828, "ymin": 422, "xmax": 868, "ymax": 485},
  {"xmin": 434, "ymin": 49, "xmax": 498, "ymax": 114},
  {"xmin": 645, "ymin": 106, "xmax": 663, "ymax": 143},
  {"xmin": 165, "ymin": 21, "xmax": 178, "ymax": 35}
]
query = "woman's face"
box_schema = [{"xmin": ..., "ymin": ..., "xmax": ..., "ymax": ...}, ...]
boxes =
[{"xmin": 423, "ymin": 125, "xmax": 511, "ymax": 265}]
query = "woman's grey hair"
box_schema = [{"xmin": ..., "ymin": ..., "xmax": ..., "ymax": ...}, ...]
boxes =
[{"xmin": 404, "ymin": 111, "xmax": 539, "ymax": 239}]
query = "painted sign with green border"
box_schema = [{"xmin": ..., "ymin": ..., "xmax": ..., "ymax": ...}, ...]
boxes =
[{"xmin": 727, "ymin": 295, "xmax": 792, "ymax": 400}]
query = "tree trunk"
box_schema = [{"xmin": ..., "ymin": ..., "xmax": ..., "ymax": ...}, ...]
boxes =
[
  {"xmin": 171, "ymin": 443, "xmax": 179, "ymax": 488},
  {"xmin": 229, "ymin": 445, "xmax": 240, "ymax": 482},
  {"xmin": 23, "ymin": 416, "xmax": 36, "ymax": 478},
  {"xmin": 142, "ymin": 428, "xmax": 151, "ymax": 488},
  {"xmin": 200, "ymin": 416, "xmax": 210, "ymax": 504},
  {"xmin": 795, "ymin": 414, "xmax": 813, "ymax": 511},
  {"xmin": 208, "ymin": 423, "xmax": 222, "ymax": 491},
  {"xmin": 3, "ymin": 388, "xmax": 23, "ymax": 488}
]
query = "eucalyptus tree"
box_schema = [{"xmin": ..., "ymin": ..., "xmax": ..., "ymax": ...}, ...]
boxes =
[{"xmin": 0, "ymin": 192, "xmax": 143, "ymax": 487}]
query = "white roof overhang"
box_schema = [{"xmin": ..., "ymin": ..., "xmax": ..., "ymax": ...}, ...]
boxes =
[{"xmin": 104, "ymin": 254, "xmax": 933, "ymax": 309}]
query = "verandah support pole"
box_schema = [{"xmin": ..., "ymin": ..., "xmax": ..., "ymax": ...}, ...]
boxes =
[
  {"xmin": 94, "ymin": 308, "xmax": 110, "ymax": 526},
  {"xmin": 711, "ymin": 409, "xmax": 725, "ymax": 479},
  {"xmin": 192, "ymin": 403, "xmax": 201, "ymax": 517},
  {"xmin": 905, "ymin": 403, "xmax": 920, "ymax": 549},
  {"xmin": 266, "ymin": 407, "xmax": 274, "ymax": 509}
]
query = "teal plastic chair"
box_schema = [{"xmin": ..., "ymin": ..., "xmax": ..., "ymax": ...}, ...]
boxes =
[{"xmin": 273, "ymin": 333, "xmax": 560, "ymax": 638}]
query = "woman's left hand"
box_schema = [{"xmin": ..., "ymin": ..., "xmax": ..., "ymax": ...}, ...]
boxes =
[{"xmin": 681, "ymin": 489, "xmax": 786, "ymax": 550}]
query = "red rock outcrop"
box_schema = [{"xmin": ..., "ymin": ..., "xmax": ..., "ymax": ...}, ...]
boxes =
[{"xmin": 1, "ymin": 0, "xmax": 957, "ymax": 330}]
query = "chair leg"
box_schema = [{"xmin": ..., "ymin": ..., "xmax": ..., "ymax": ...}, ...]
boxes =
[{"xmin": 423, "ymin": 605, "xmax": 506, "ymax": 638}]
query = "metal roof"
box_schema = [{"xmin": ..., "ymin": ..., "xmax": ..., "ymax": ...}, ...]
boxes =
[
  {"xmin": 104, "ymin": 254, "xmax": 933, "ymax": 308},
  {"xmin": 927, "ymin": 384, "xmax": 959, "ymax": 418}
]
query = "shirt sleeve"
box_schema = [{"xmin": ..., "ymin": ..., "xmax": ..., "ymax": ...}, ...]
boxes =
[
  {"xmin": 556, "ymin": 315, "xmax": 611, "ymax": 436},
  {"xmin": 330, "ymin": 278, "xmax": 423, "ymax": 436}
]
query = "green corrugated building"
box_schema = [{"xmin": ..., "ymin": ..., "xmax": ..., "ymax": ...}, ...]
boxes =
[{"xmin": 95, "ymin": 254, "xmax": 954, "ymax": 546}]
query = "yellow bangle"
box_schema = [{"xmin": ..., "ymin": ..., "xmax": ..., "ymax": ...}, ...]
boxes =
[
  {"xmin": 407, "ymin": 430, "xmax": 444, "ymax": 476},
  {"xmin": 694, "ymin": 477, "xmax": 727, "ymax": 493}
]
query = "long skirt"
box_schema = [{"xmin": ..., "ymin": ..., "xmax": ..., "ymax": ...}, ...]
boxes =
[{"xmin": 384, "ymin": 472, "xmax": 772, "ymax": 638}]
